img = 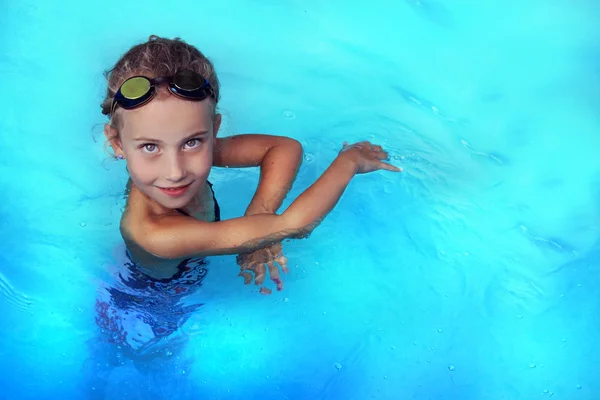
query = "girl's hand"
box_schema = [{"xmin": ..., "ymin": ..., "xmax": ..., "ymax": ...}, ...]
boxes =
[
  {"xmin": 236, "ymin": 242, "xmax": 288, "ymax": 292},
  {"xmin": 338, "ymin": 141, "xmax": 402, "ymax": 174}
]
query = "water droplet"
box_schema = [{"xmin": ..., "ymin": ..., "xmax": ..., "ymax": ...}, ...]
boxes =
[
  {"xmin": 437, "ymin": 329, "xmax": 443, "ymax": 333},
  {"xmin": 448, "ymin": 365, "xmax": 455, "ymax": 371},
  {"xmin": 80, "ymin": 222, "xmax": 86, "ymax": 227},
  {"xmin": 576, "ymin": 385, "xmax": 582, "ymax": 389},
  {"xmin": 334, "ymin": 363, "xmax": 342, "ymax": 370},
  {"xmin": 304, "ymin": 153, "xmax": 314, "ymax": 162},
  {"xmin": 165, "ymin": 351, "xmax": 173, "ymax": 356},
  {"xmin": 181, "ymin": 370, "xmax": 186, "ymax": 375},
  {"xmin": 529, "ymin": 363, "xmax": 536, "ymax": 368},
  {"xmin": 383, "ymin": 376, "xmax": 387, "ymax": 379},
  {"xmin": 283, "ymin": 297, "xmax": 289, "ymax": 303},
  {"xmin": 283, "ymin": 110, "xmax": 295, "ymax": 119},
  {"xmin": 323, "ymin": 311, "xmax": 327, "ymax": 315},
  {"xmin": 390, "ymin": 346, "xmax": 395, "ymax": 350}
]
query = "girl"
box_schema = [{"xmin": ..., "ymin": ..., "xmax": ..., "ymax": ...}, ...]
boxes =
[{"xmin": 101, "ymin": 35, "xmax": 401, "ymax": 292}]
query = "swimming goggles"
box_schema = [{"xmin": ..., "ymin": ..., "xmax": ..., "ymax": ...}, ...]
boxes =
[{"xmin": 111, "ymin": 69, "xmax": 214, "ymax": 114}]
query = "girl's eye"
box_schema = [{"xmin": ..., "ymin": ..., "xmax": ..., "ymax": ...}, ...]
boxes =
[
  {"xmin": 185, "ymin": 138, "xmax": 203, "ymax": 149},
  {"xmin": 142, "ymin": 144, "xmax": 158, "ymax": 153}
]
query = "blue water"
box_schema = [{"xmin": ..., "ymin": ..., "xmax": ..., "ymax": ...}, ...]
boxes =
[{"xmin": 2, "ymin": 0, "xmax": 600, "ymax": 399}]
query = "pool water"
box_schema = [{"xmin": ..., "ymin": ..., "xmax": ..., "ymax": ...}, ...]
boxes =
[{"xmin": 1, "ymin": 0, "xmax": 600, "ymax": 399}]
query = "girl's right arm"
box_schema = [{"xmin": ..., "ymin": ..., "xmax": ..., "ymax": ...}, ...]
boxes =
[{"xmin": 135, "ymin": 142, "xmax": 400, "ymax": 259}]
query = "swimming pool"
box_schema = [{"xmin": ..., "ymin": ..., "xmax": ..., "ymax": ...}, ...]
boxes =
[{"xmin": 1, "ymin": 0, "xmax": 599, "ymax": 398}]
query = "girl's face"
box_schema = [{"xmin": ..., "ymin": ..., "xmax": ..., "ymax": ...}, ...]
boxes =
[{"xmin": 109, "ymin": 93, "xmax": 221, "ymax": 210}]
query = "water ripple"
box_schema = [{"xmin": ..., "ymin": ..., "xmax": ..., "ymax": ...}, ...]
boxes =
[
  {"xmin": 518, "ymin": 224, "xmax": 577, "ymax": 256},
  {"xmin": 460, "ymin": 139, "xmax": 508, "ymax": 165},
  {"xmin": 0, "ymin": 272, "xmax": 33, "ymax": 312},
  {"xmin": 391, "ymin": 85, "xmax": 457, "ymax": 122}
]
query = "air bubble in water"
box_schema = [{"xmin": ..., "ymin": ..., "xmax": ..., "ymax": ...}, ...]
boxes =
[
  {"xmin": 304, "ymin": 153, "xmax": 314, "ymax": 162},
  {"xmin": 448, "ymin": 365, "xmax": 455, "ymax": 371},
  {"xmin": 283, "ymin": 110, "xmax": 295, "ymax": 119},
  {"xmin": 334, "ymin": 363, "xmax": 342, "ymax": 370},
  {"xmin": 80, "ymin": 222, "xmax": 86, "ymax": 227}
]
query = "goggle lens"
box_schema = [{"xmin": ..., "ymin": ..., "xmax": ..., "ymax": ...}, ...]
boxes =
[
  {"xmin": 173, "ymin": 70, "xmax": 205, "ymax": 91},
  {"xmin": 121, "ymin": 77, "xmax": 152, "ymax": 100}
]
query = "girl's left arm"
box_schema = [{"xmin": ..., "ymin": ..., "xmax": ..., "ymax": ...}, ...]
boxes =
[{"xmin": 213, "ymin": 134, "xmax": 304, "ymax": 215}]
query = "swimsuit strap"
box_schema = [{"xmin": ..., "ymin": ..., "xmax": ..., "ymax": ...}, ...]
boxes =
[
  {"xmin": 175, "ymin": 208, "xmax": 191, "ymax": 216},
  {"xmin": 207, "ymin": 180, "xmax": 221, "ymax": 222},
  {"xmin": 175, "ymin": 180, "xmax": 220, "ymax": 221}
]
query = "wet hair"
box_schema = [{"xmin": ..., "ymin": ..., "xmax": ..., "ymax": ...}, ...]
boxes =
[{"xmin": 100, "ymin": 35, "xmax": 220, "ymax": 131}]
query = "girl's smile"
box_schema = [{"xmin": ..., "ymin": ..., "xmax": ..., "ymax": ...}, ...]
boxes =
[{"xmin": 158, "ymin": 182, "xmax": 193, "ymax": 197}]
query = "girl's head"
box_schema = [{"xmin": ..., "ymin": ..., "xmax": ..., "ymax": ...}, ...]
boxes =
[{"xmin": 102, "ymin": 35, "xmax": 222, "ymax": 209}]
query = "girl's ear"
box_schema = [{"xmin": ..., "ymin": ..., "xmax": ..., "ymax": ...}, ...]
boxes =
[{"xmin": 104, "ymin": 124, "xmax": 124, "ymax": 158}]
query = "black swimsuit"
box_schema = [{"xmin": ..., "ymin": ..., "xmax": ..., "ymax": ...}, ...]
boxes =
[{"xmin": 94, "ymin": 181, "xmax": 221, "ymax": 352}]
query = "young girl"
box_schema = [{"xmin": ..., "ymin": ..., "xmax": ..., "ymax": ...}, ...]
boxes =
[
  {"xmin": 101, "ymin": 35, "xmax": 400, "ymax": 292},
  {"xmin": 91, "ymin": 35, "xmax": 401, "ymax": 366}
]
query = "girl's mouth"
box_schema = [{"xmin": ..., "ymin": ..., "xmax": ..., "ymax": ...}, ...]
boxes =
[{"xmin": 158, "ymin": 183, "xmax": 192, "ymax": 197}]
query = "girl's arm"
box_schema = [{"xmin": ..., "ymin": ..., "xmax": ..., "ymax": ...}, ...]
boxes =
[
  {"xmin": 136, "ymin": 154, "xmax": 357, "ymax": 259},
  {"xmin": 213, "ymin": 134, "xmax": 303, "ymax": 215}
]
